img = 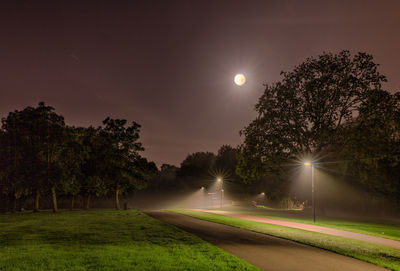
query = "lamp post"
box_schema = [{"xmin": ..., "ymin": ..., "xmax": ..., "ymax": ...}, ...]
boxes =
[
  {"xmin": 304, "ymin": 162, "xmax": 315, "ymax": 223},
  {"xmin": 217, "ymin": 177, "xmax": 223, "ymax": 208}
]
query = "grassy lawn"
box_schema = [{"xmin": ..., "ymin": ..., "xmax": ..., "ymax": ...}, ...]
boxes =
[
  {"xmin": 0, "ymin": 210, "xmax": 260, "ymax": 271},
  {"xmin": 172, "ymin": 209, "xmax": 400, "ymax": 271},
  {"xmin": 219, "ymin": 206, "xmax": 400, "ymax": 241}
]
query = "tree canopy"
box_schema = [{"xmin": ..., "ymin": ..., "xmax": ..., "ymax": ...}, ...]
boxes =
[
  {"xmin": 237, "ymin": 50, "xmax": 400, "ymax": 201},
  {"xmin": 0, "ymin": 103, "xmax": 156, "ymax": 212}
]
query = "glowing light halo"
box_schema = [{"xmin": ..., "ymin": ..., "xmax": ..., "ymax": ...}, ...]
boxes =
[{"xmin": 234, "ymin": 73, "xmax": 246, "ymax": 86}]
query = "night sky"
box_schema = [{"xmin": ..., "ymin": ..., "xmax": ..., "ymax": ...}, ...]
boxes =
[{"xmin": 1, "ymin": 0, "xmax": 400, "ymax": 166}]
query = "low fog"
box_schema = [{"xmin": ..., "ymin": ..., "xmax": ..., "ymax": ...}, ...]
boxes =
[{"xmin": 37, "ymin": 165, "xmax": 397, "ymax": 225}]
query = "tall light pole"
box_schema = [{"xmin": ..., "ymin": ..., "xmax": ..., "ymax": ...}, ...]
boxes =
[
  {"xmin": 217, "ymin": 177, "xmax": 223, "ymax": 208},
  {"xmin": 304, "ymin": 162, "xmax": 315, "ymax": 223}
]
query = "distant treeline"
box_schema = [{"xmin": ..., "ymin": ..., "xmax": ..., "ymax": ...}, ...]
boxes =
[
  {"xmin": 0, "ymin": 102, "xmax": 157, "ymax": 213},
  {"xmin": 147, "ymin": 145, "xmax": 260, "ymax": 195}
]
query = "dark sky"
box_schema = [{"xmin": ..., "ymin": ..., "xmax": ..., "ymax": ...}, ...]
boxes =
[{"xmin": 1, "ymin": 0, "xmax": 400, "ymax": 166}]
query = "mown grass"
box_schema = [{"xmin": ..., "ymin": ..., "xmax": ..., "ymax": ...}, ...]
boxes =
[
  {"xmin": 221, "ymin": 206, "xmax": 400, "ymax": 241},
  {"xmin": 0, "ymin": 210, "xmax": 260, "ymax": 271},
  {"xmin": 172, "ymin": 209, "xmax": 400, "ymax": 271}
]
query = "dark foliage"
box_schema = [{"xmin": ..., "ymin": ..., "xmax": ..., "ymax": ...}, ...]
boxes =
[
  {"xmin": 0, "ymin": 103, "xmax": 157, "ymax": 212},
  {"xmin": 237, "ymin": 51, "xmax": 400, "ymax": 203}
]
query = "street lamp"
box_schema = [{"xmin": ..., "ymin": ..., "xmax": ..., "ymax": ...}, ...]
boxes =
[
  {"xmin": 217, "ymin": 177, "xmax": 223, "ymax": 208},
  {"xmin": 304, "ymin": 161, "xmax": 315, "ymax": 223}
]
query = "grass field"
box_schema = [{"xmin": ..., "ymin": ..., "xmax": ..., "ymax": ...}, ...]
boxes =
[
  {"xmin": 172, "ymin": 209, "xmax": 400, "ymax": 271},
  {"xmin": 221, "ymin": 206, "xmax": 400, "ymax": 241},
  {"xmin": 0, "ymin": 210, "xmax": 259, "ymax": 271}
]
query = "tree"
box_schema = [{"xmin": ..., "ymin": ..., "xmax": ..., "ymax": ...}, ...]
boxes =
[
  {"xmin": 127, "ymin": 157, "xmax": 158, "ymax": 193},
  {"xmin": 100, "ymin": 117, "xmax": 146, "ymax": 210},
  {"xmin": 57, "ymin": 126, "xmax": 88, "ymax": 210},
  {"xmin": 0, "ymin": 103, "xmax": 66, "ymax": 212},
  {"xmin": 0, "ymin": 128, "xmax": 15, "ymax": 211},
  {"xmin": 215, "ymin": 145, "xmax": 246, "ymax": 193},
  {"xmin": 0, "ymin": 110, "xmax": 31, "ymax": 212},
  {"xmin": 35, "ymin": 102, "xmax": 65, "ymax": 212},
  {"xmin": 334, "ymin": 89, "xmax": 400, "ymax": 199},
  {"xmin": 178, "ymin": 152, "xmax": 216, "ymax": 188},
  {"xmin": 80, "ymin": 126, "xmax": 108, "ymax": 209},
  {"xmin": 216, "ymin": 145, "xmax": 237, "ymax": 172},
  {"xmin": 237, "ymin": 51, "xmax": 388, "ymax": 188},
  {"xmin": 148, "ymin": 164, "xmax": 178, "ymax": 191}
]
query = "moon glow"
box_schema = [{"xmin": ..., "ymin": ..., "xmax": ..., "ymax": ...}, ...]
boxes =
[{"xmin": 234, "ymin": 74, "xmax": 246, "ymax": 86}]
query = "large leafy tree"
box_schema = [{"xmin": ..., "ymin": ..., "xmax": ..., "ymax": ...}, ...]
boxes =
[
  {"xmin": 237, "ymin": 51, "xmax": 389, "ymax": 185},
  {"xmin": 100, "ymin": 117, "xmax": 148, "ymax": 210},
  {"xmin": 1, "ymin": 103, "xmax": 64, "ymax": 212}
]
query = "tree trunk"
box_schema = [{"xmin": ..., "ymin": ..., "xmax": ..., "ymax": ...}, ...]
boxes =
[
  {"xmin": 33, "ymin": 190, "xmax": 40, "ymax": 212},
  {"xmin": 51, "ymin": 186, "xmax": 58, "ymax": 213},
  {"xmin": 70, "ymin": 195, "xmax": 75, "ymax": 210},
  {"xmin": 86, "ymin": 194, "xmax": 91, "ymax": 210},
  {"xmin": 115, "ymin": 188, "xmax": 120, "ymax": 210}
]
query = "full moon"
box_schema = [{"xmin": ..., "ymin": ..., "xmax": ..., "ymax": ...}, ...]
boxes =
[{"xmin": 234, "ymin": 74, "xmax": 246, "ymax": 86}]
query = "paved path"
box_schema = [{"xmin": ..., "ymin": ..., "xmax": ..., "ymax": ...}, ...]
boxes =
[
  {"xmin": 193, "ymin": 209, "xmax": 400, "ymax": 250},
  {"xmin": 145, "ymin": 211, "xmax": 386, "ymax": 271}
]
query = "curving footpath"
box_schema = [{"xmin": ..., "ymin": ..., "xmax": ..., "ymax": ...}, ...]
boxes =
[
  {"xmin": 145, "ymin": 211, "xmax": 386, "ymax": 271},
  {"xmin": 193, "ymin": 209, "xmax": 400, "ymax": 250}
]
